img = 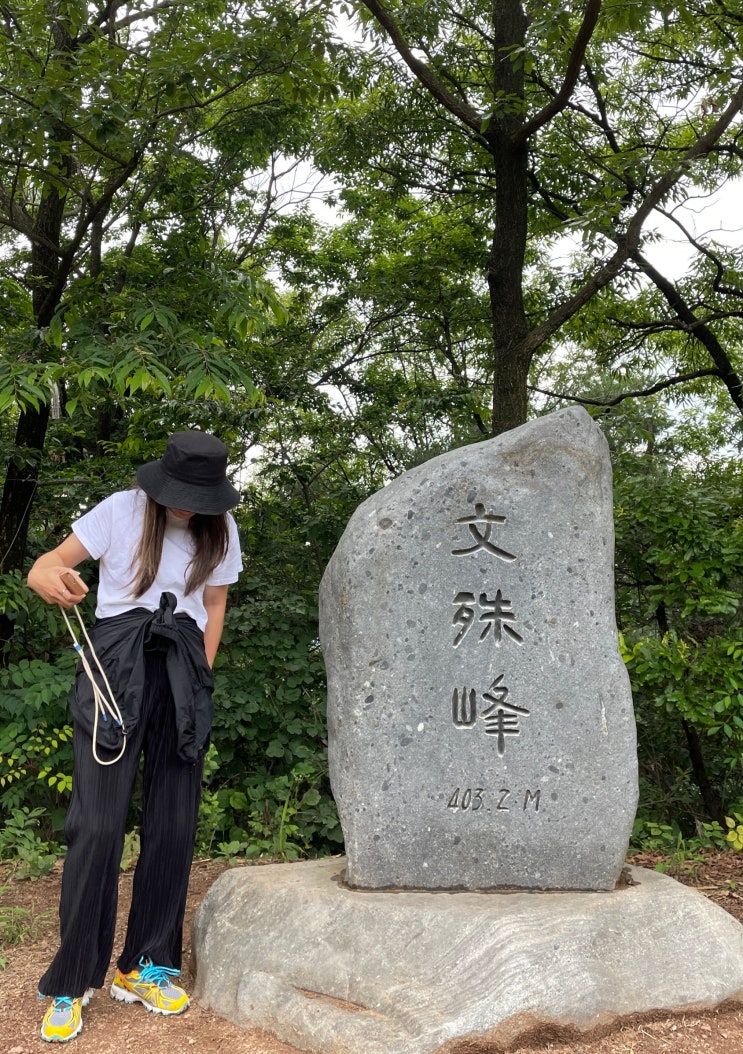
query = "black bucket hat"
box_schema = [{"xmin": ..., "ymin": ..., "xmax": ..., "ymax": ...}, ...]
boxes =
[{"xmin": 136, "ymin": 430, "xmax": 240, "ymax": 515}]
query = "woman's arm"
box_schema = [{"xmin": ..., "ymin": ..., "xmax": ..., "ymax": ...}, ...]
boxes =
[
  {"xmin": 203, "ymin": 584, "xmax": 229, "ymax": 668},
  {"xmin": 27, "ymin": 534, "xmax": 92, "ymax": 609}
]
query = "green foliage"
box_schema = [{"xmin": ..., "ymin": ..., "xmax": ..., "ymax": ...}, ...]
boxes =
[
  {"xmin": 120, "ymin": 830, "xmax": 141, "ymax": 872},
  {"xmin": 0, "ymin": 807, "xmax": 60, "ymax": 879},
  {"xmin": 197, "ymin": 753, "xmax": 340, "ymax": 861},
  {"xmin": 623, "ymin": 633, "xmax": 743, "ymax": 747},
  {"xmin": 0, "ymin": 571, "xmax": 79, "ymax": 848},
  {"xmin": 0, "ymin": 648, "xmax": 76, "ymax": 814},
  {"xmin": 0, "ymin": 0, "xmax": 339, "ymax": 436},
  {"xmin": 613, "ymin": 441, "xmax": 743, "ymax": 831},
  {"xmin": 631, "ymin": 815, "xmax": 729, "ymax": 855},
  {"xmin": 198, "ymin": 584, "xmax": 343, "ymax": 860},
  {"xmin": 725, "ymin": 815, "xmax": 743, "ymax": 852}
]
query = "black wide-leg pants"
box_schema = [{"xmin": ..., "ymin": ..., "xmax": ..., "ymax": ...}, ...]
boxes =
[{"xmin": 38, "ymin": 649, "xmax": 204, "ymax": 999}]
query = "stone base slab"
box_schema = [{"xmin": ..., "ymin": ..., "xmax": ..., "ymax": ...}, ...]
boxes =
[{"xmin": 192, "ymin": 857, "xmax": 743, "ymax": 1054}]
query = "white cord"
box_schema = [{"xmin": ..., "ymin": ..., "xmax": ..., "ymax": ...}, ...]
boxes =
[{"xmin": 61, "ymin": 606, "xmax": 127, "ymax": 765}]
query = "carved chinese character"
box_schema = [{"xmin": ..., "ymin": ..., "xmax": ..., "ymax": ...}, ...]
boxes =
[
  {"xmin": 452, "ymin": 589, "xmax": 523, "ymax": 647},
  {"xmin": 452, "ymin": 502, "xmax": 516, "ymax": 562},
  {"xmin": 449, "ymin": 675, "xmax": 530, "ymax": 757}
]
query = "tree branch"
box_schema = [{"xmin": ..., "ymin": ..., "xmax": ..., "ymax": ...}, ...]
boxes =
[
  {"xmin": 655, "ymin": 203, "xmax": 743, "ymax": 299},
  {"xmin": 0, "ymin": 180, "xmax": 36, "ymax": 241},
  {"xmin": 77, "ymin": 0, "xmax": 177, "ymax": 43},
  {"xmin": 529, "ymin": 368, "xmax": 721, "ymax": 409},
  {"xmin": 516, "ymin": 0, "xmax": 603, "ymax": 144},
  {"xmin": 632, "ymin": 249, "xmax": 743, "ymax": 414},
  {"xmin": 357, "ymin": 0, "xmax": 484, "ymax": 134},
  {"xmin": 523, "ymin": 75, "xmax": 743, "ymax": 357}
]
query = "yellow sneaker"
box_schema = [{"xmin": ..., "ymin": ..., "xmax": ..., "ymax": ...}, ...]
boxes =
[
  {"xmin": 40, "ymin": 989, "xmax": 94, "ymax": 1043},
  {"xmin": 110, "ymin": 957, "xmax": 189, "ymax": 1015}
]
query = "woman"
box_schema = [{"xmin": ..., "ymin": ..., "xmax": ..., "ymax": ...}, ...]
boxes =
[{"xmin": 27, "ymin": 430, "xmax": 243, "ymax": 1043}]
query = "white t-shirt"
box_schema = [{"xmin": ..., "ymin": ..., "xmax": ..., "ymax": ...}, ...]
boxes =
[{"xmin": 72, "ymin": 489, "xmax": 243, "ymax": 631}]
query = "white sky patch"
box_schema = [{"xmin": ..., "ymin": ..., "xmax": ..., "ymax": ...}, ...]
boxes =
[{"xmin": 643, "ymin": 181, "xmax": 743, "ymax": 279}]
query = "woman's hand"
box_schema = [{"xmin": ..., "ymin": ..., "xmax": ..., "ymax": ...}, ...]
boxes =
[
  {"xmin": 27, "ymin": 535, "xmax": 92, "ymax": 608},
  {"xmin": 28, "ymin": 566, "xmax": 88, "ymax": 608}
]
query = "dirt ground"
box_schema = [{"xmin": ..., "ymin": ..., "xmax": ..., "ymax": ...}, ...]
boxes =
[{"xmin": 3, "ymin": 852, "xmax": 743, "ymax": 1054}]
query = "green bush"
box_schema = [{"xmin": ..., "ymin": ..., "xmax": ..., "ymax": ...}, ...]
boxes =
[
  {"xmin": 0, "ymin": 806, "xmax": 60, "ymax": 879},
  {"xmin": 201, "ymin": 591, "xmax": 343, "ymax": 859},
  {"xmin": 615, "ymin": 458, "xmax": 743, "ymax": 832},
  {"xmin": 0, "ymin": 654, "xmax": 76, "ymax": 830}
]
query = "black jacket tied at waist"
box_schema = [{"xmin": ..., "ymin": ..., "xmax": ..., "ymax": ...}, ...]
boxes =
[{"xmin": 69, "ymin": 592, "xmax": 214, "ymax": 763}]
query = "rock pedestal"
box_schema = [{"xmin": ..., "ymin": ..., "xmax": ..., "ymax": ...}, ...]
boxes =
[
  {"xmin": 319, "ymin": 407, "xmax": 637, "ymax": 891},
  {"xmin": 192, "ymin": 858, "xmax": 743, "ymax": 1054}
]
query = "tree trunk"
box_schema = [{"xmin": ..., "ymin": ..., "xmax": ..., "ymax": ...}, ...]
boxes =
[
  {"xmin": 0, "ymin": 28, "xmax": 73, "ymax": 654},
  {"xmin": 486, "ymin": 0, "xmax": 530, "ymax": 436},
  {"xmin": 0, "ymin": 404, "xmax": 51, "ymax": 575},
  {"xmin": 655, "ymin": 604, "xmax": 725, "ymax": 823},
  {"xmin": 0, "ymin": 8, "xmax": 72, "ymax": 560},
  {"xmin": 0, "ymin": 404, "xmax": 51, "ymax": 653},
  {"xmin": 681, "ymin": 717, "xmax": 726, "ymax": 825}
]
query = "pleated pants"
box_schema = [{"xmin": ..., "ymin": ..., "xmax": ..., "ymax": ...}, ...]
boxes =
[{"xmin": 38, "ymin": 648, "xmax": 204, "ymax": 999}]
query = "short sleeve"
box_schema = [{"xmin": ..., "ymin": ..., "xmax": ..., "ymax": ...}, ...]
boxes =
[
  {"xmin": 71, "ymin": 493, "xmax": 118, "ymax": 561},
  {"xmin": 206, "ymin": 514, "xmax": 243, "ymax": 586}
]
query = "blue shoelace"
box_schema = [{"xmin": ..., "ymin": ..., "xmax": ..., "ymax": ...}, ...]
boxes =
[
  {"xmin": 39, "ymin": 988, "xmax": 92, "ymax": 1009},
  {"xmin": 136, "ymin": 958, "xmax": 180, "ymax": 988}
]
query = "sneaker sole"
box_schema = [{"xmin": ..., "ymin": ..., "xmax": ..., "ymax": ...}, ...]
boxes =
[
  {"xmin": 41, "ymin": 1024, "xmax": 83, "ymax": 1044},
  {"xmin": 109, "ymin": 983, "xmax": 189, "ymax": 1016}
]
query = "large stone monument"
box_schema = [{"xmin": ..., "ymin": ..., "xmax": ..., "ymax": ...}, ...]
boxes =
[
  {"xmin": 320, "ymin": 405, "xmax": 637, "ymax": 891},
  {"xmin": 192, "ymin": 408, "xmax": 743, "ymax": 1054}
]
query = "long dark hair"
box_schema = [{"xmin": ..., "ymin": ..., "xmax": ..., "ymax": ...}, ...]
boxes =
[{"xmin": 129, "ymin": 494, "xmax": 229, "ymax": 598}]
